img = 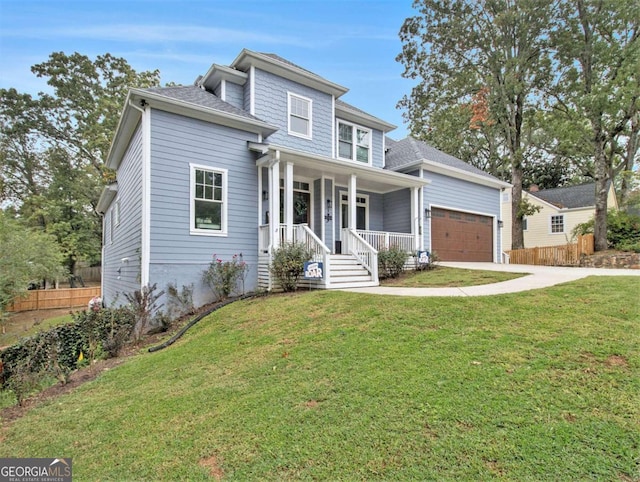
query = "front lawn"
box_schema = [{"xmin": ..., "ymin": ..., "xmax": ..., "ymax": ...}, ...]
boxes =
[
  {"xmin": 381, "ymin": 265, "xmax": 526, "ymax": 287},
  {"xmin": 2, "ymin": 276, "xmax": 638, "ymax": 480}
]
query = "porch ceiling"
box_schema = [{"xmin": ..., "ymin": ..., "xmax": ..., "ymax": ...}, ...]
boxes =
[{"xmin": 251, "ymin": 143, "xmax": 430, "ymax": 194}]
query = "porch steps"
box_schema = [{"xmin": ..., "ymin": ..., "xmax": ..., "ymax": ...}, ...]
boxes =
[{"xmin": 328, "ymin": 254, "xmax": 378, "ymax": 288}]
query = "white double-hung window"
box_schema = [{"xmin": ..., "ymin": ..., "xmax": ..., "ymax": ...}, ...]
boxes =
[
  {"xmin": 288, "ymin": 93, "xmax": 312, "ymax": 138},
  {"xmin": 190, "ymin": 164, "xmax": 227, "ymax": 236},
  {"xmin": 337, "ymin": 121, "xmax": 371, "ymax": 164},
  {"xmin": 550, "ymin": 214, "xmax": 564, "ymax": 234}
]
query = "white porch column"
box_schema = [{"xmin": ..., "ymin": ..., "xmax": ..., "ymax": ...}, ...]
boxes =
[
  {"xmin": 348, "ymin": 174, "xmax": 357, "ymax": 230},
  {"xmin": 284, "ymin": 162, "xmax": 294, "ymax": 242},
  {"xmin": 412, "ymin": 186, "xmax": 420, "ymax": 252},
  {"xmin": 269, "ymin": 156, "xmax": 280, "ymax": 250}
]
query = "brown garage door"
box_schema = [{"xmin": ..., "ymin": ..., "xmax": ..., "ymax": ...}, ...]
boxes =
[{"xmin": 431, "ymin": 208, "xmax": 493, "ymax": 261}]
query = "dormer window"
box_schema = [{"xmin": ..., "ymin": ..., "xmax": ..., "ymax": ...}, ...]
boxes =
[
  {"xmin": 288, "ymin": 93, "xmax": 312, "ymax": 139},
  {"xmin": 337, "ymin": 121, "xmax": 370, "ymax": 164}
]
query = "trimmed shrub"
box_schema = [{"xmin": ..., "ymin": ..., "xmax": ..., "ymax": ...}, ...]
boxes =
[
  {"xmin": 573, "ymin": 210, "xmax": 640, "ymax": 251},
  {"xmin": 378, "ymin": 246, "xmax": 409, "ymax": 279},
  {"xmin": 202, "ymin": 254, "xmax": 248, "ymax": 300},
  {"xmin": 270, "ymin": 242, "xmax": 314, "ymax": 292},
  {"xmin": 0, "ymin": 307, "xmax": 136, "ymax": 390}
]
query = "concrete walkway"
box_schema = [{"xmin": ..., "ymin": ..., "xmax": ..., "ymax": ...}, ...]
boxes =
[{"xmin": 340, "ymin": 262, "xmax": 640, "ymax": 297}]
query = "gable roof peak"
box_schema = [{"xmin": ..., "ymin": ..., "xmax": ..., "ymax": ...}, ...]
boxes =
[{"xmin": 230, "ymin": 49, "xmax": 349, "ymax": 97}]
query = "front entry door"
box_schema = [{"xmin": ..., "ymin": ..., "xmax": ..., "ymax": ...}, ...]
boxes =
[
  {"xmin": 280, "ymin": 180, "xmax": 311, "ymax": 225},
  {"xmin": 340, "ymin": 193, "xmax": 367, "ymax": 230},
  {"xmin": 293, "ymin": 190, "xmax": 310, "ymax": 224}
]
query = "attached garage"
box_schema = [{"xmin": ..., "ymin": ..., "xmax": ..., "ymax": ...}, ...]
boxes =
[{"xmin": 431, "ymin": 208, "xmax": 494, "ymax": 261}]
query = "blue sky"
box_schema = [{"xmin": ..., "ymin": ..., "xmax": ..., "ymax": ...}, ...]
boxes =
[{"xmin": 0, "ymin": 0, "xmax": 418, "ymax": 139}]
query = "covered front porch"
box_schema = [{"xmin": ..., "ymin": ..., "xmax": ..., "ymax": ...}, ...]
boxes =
[{"xmin": 251, "ymin": 143, "xmax": 429, "ymax": 289}]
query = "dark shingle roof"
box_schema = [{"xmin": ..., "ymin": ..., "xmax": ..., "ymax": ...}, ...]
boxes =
[
  {"xmin": 144, "ymin": 85, "xmax": 262, "ymax": 122},
  {"xmin": 385, "ymin": 136, "xmax": 500, "ymax": 181},
  {"xmin": 530, "ymin": 183, "xmax": 597, "ymax": 209},
  {"xmin": 259, "ymin": 53, "xmax": 334, "ymax": 84}
]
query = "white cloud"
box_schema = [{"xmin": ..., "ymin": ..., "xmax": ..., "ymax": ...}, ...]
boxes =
[{"xmin": 2, "ymin": 24, "xmax": 314, "ymax": 47}]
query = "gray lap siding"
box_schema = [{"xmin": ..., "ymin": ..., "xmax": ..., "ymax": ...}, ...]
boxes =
[
  {"xmin": 254, "ymin": 69, "xmax": 333, "ymax": 157},
  {"xmin": 148, "ymin": 109, "xmax": 261, "ymax": 306},
  {"xmin": 383, "ymin": 189, "xmax": 411, "ymax": 233},
  {"xmin": 102, "ymin": 124, "xmax": 143, "ymax": 306}
]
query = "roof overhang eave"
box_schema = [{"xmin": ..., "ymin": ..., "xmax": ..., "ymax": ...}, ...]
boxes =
[
  {"xmin": 335, "ymin": 105, "xmax": 396, "ymax": 132},
  {"xmin": 250, "ymin": 143, "xmax": 430, "ymax": 191},
  {"xmin": 96, "ymin": 183, "xmax": 118, "ymax": 214},
  {"xmin": 392, "ymin": 159, "xmax": 512, "ymax": 190},
  {"xmin": 106, "ymin": 89, "xmax": 278, "ymax": 170}
]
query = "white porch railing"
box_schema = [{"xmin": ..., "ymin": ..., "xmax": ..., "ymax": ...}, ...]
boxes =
[
  {"xmin": 292, "ymin": 224, "xmax": 331, "ymax": 260},
  {"xmin": 342, "ymin": 228, "xmax": 378, "ymax": 280},
  {"xmin": 259, "ymin": 224, "xmax": 332, "ymax": 287},
  {"xmin": 259, "ymin": 225, "xmax": 270, "ymax": 253},
  {"xmin": 356, "ymin": 230, "xmax": 415, "ymax": 253}
]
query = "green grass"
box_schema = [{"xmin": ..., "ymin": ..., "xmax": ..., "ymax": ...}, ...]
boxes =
[
  {"xmin": 381, "ymin": 266, "xmax": 526, "ymax": 287},
  {"xmin": 0, "ymin": 312, "xmax": 74, "ymax": 347},
  {"xmin": 2, "ymin": 276, "xmax": 639, "ymax": 480}
]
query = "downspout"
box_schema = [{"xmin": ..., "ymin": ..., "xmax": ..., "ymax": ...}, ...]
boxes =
[{"xmin": 129, "ymin": 99, "xmax": 151, "ymax": 287}]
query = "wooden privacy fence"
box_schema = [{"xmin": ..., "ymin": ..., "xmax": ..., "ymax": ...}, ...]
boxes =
[
  {"xmin": 74, "ymin": 266, "xmax": 102, "ymax": 282},
  {"xmin": 8, "ymin": 287, "xmax": 101, "ymax": 312},
  {"xmin": 507, "ymin": 234, "xmax": 595, "ymax": 266}
]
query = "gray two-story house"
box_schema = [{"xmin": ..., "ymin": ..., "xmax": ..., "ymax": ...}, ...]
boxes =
[{"xmin": 97, "ymin": 49, "xmax": 510, "ymax": 307}]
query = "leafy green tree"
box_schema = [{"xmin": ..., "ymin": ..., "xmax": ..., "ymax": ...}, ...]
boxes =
[
  {"xmin": 0, "ymin": 52, "xmax": 161, "ymax": 271},
  {"xmin": 397, "ymin": 0, "xmax": 554, "ymax": 249},
  {"xmin": 0, "ymin": 212, "xmax": 66, "ymax": 327},
  {"xmin": 550, "ymin": 0, "xmax": 639, "ymax": 251}
]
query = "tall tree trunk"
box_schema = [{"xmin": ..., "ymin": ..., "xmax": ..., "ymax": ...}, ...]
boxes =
[
  {"xmin": 593, "ymin": 126, "xmax": 609, "ymax": 251},
  {"xmin": 511, "ymin": 167, "xmax": 524, "ymax": 250}
]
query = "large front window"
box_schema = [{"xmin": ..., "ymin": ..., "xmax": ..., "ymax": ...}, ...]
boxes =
[
  {"xmin": 337, "ymin": 121, "xmax": 370, "ymax": 163},
  {"xmin": 191, "ymin": 164, "xmax": 227, "ymax": 235},
  {"xmin": 288, "ymin": 93, "xmax": 312, "ymax": 138}
]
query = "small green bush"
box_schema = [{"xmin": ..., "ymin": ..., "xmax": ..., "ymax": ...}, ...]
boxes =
[
  {"xmin": 202, "ymin": 254, "xmax": 248, "ymax": 300},
  {"xmin": 378, "ymin": 246, "xmax": 409, "ymax": 279},
  {"xmin": 270, "ymin": 242, "xmax": 314, "ymax": 292},
  {"xmin": 616, "ymin": 241, "xmax": 640, "ymax": 253},
  {"xmin": 607, "ymin": 210, "xmax": 640, "ymax": 249},
  {"xmin": 573, "ymin": 210, "xmax": 640, "ymax": 251}
]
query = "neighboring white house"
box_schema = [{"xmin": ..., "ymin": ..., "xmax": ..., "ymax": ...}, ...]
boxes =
[{"xmin": 502, "ymin": 182, "xmax": 618, "ymax": 250}]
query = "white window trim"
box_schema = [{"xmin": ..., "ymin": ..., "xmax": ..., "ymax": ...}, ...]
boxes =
[
  {"xmin": 109, "ymin": 199, "xmax": 120, "ymax": 245},
  {"xmin": 190, "ymin": 163, "xmax": 228, "ymax": 237},
  {"xmin": 113, "ymin": 199, "xmax": 120, "ymax": 227},
  {"xmin": 287, "ymin": 92, "xmax": 312, "ymax": 139},
  {"xmin": 522, "ymin": 216, "xmax": 528, "ymax": 231},
  {"xmin": 549, "ymin": 214, "xmax": 565, "ymax": 234},
  {"xmin": 336, "ymin": 119, "xmax": 372, "ymax": 165}
]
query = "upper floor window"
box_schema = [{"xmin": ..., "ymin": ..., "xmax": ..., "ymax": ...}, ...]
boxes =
[
  {"xmin": 190, "ymin": 164, "xmax": 228, "ymax": 236},
  {"xmin": 110, "ymin": 200, "xmax": 120, "ymax": 244},
  {"xmin": 550, "ymin": 215, "xmax": 564, "ymax": 234},
  {"xmin": 288, "ymin": 93, "xmax": 312, "ymax": 139},
  {"xmin": 337, "ymin": 121, "xmax": 371, "ymax": 164}
]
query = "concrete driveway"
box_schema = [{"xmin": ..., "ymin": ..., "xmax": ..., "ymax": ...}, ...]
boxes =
[{"xmin": 340, "ymin": 262, "xmax": 640, "ymax": 297}]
